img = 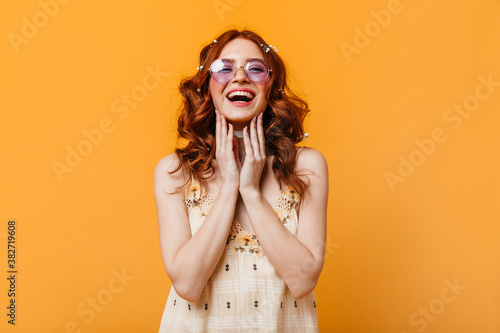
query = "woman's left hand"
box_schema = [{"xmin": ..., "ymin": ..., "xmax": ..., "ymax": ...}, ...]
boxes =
[{"xmin": 239, "ymin": 113, "xmax": 266, "ymax": 192}]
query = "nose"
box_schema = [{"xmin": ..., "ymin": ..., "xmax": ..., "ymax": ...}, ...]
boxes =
[{"xmin": 232, "ymin": 65, "xmax": 250, "ymax": 83}]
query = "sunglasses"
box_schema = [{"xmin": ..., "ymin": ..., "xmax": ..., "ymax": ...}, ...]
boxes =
[{"xmin": 209, "ymin": 58, "xmax": 272, "ymax": 83}]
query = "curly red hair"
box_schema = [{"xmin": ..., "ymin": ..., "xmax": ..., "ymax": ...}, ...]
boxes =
[{"xmin": 172, "ymin": 29, "xmax": 310, "ymax": 197}]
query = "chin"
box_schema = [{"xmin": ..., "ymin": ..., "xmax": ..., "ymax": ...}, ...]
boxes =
[
  {"xmin": 221, "ymin": 102, "xmax": 263, "ymax": 121},
  {"xmin": 223, "ymin": 111, "xmax": 258, "ymax": 124}
]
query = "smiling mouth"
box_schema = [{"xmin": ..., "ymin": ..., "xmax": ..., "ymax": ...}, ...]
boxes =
[{"xmin": 226, "ymin": 90, "xmax": 255, "ymax": 103}]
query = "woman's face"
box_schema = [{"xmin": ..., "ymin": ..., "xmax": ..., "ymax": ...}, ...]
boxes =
[{"xmin": 209, "ymin": 38, "xmax": 272, "ymax": 131}]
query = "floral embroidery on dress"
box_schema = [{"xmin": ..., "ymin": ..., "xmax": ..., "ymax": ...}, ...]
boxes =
[
  {"xmin": 226, "ymin": 223, "xmax": 263, "ymax": 256},
  {"xmin": 184, "ymin": 178, "xmax": 214, "ymax": 217},
  {"xmin": 184, "ymin": 178, "xmax": 299, "ymax": 255},
  {"xmin": 274, "ymin": 186, "xmax": 300, "ymax": 224}
]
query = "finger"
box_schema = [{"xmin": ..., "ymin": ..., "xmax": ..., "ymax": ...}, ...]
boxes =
[
  {"xmin": 220, "ymin": 114, "xmax": 228, "ymax": 151},
  {"xmin": 227, "ymin": 122, "xmax": 234, "ymax": 153},
  {"xmin": 215, "ymin": 110, "xmax": 220, "ymax": 153},
  {"xmin": 242, "ymin": 126, "xmax": 253, "ymax": 158},
  {"xmin": 235, "ymin": 145, "xmax": 242, "ymax": 171},
  {"xmin": 257, "ymin": 113, "xmax": 265, "ymax": 156},
  {"xmin": 250, "ymin": 117, "xmax": 260, "ymax": 158}
]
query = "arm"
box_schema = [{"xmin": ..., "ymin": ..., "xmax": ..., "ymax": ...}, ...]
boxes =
[
  {"xmin": 239, "ymin": 116, "xmax": 328, "ymax": 298},
  {"xmin": 154, "ymin": 112, "xmax": 240, "ymax": 302}
]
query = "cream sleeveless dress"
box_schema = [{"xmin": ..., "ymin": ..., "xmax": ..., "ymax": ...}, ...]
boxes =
[{"xmin": 159, "ymin": 164, "xmax": 318, "ymax": 332}]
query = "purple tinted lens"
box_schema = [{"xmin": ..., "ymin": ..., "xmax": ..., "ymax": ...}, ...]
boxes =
[
  {"xmin": 246, "ymin": 59, "xmax": 269, "ymax": 82},
  {"xmin": 210, "ymin": 59, "xmax": 234, "ymax": 83}
]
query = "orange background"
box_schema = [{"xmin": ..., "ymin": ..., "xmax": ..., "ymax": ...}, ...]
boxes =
[{"xmin": 1, "ymin": 0, "xmax": 499, "ymax": 332}]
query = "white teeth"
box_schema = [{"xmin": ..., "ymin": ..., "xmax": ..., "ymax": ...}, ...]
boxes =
[{"xmin": 227, "ymin": 90, "xmax": 255, "ymax": 100}]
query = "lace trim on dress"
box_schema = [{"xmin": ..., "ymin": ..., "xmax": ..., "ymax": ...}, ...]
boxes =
[
  {"xmin": 274, "ymin": 186, "xmax": 300, "ymax": 224},
  {"xmin": 184, "ymin": 177, "xmax": 214, "ymax": 217},
  {"xmin": 184, "ymin": 176, "xmax": 300, "ymax": 256}
]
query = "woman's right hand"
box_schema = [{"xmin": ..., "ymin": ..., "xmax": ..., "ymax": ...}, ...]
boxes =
[{"xmin": 215, "ymin": 110, "xmax": 240, "ymax": 191}]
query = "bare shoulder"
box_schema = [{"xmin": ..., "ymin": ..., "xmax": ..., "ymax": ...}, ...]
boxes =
[
  {"xmin": 296, "ymin": 146, "xmax": 328, "ymax": 178},
  {"xmin": 154, "ymin": 153, "xmax": 181, "ymax": 175},
  {"xmin": 154, "ymin": 153, "xmax": 189, "ymax": 195}
]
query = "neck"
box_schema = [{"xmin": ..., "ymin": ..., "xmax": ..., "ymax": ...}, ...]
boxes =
[{"xmin": 236, "ymin": 136, "xmax": 246, "ymax": 164}]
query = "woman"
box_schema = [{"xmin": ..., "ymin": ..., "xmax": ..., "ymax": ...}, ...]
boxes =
[{"xmin": 154, "ymin": 29, "xmax": 328, "ymax": 332}]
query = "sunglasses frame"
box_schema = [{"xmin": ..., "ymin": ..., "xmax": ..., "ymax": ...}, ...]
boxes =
[{"xmin": 209, "ymin": 58, "xmax": 272, "ymax": 83}]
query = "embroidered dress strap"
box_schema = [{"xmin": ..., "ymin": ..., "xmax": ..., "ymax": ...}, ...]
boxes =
[{"xmin": 187, "ymin": 173, "xmax": 202, "ymax": 194}]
